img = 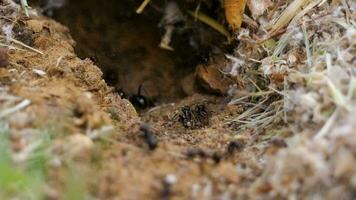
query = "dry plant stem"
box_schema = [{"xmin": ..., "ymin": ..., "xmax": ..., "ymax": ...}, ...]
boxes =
[
  {"xmin": 0, "ymin": 35, "xmax": 43, "ymax": 55},
  {"xmin": 283, "ymin": 78, "xmax": 288, "ymax": 123},
  {"xmin": 243, "ymin": 14, "xmax": 258, "ymax": 29},
  {"xmin": 20, "ymin": 0, "xmax": 29, "ymax": 17},
  {"xmin": 229, "ymin": 97, "xmax": 270, "ymax": 123},
  {"xmin": 136, "ymin": 0, "xmax": 151, "ymax": 14},
  {"xmin": 326, "ymin": 77, "xmax": 349, "ymax": 111},
  {"xmin": 159, "ymin": 25, "xmax": 174, "ymax": 51},
  {"xmin": 341, "ymin": 0, "xmax": 351, "ymax": 23},
  {"xmin": 228, "ymin": 91, "xmax": 275, "ymax": 105},
  {"xmin": 273, "ymin": 28, "xmax": 298, "ymax": 57},
  {"xmin": 248, "ymin": 78, "xmax": 262, "ymax": 92},
  {"xmin": 0, "ymin": 42, "xmax": 26, "ymax": 51},
  {"xmin": 269, "ymin": 0, "xmax": 310, "ymax": 34},
  {"xmin": 302, "ymin": 23, "xmax": 312, "ymax": 68},
  {"xmin": 313, "ymin": 108, "xmax": 339, "ymax": 140},
  {"xmin": 289, "ymin": 0, "xmax": 324, "ymax": 26},
  {"xmin": 187, "ymin": 10, "xmax": 231, "ymax": 42},
  {"xmin": 0, "ymin": 99, "xmax": 31, "ymax": 119}
]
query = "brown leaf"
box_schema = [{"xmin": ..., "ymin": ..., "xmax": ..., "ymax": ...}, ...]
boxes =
[{"xmin": 225, "ymin": 0, "xmax": 248, "ymax": 31}]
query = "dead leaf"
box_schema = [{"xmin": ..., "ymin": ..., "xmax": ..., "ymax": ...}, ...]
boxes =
[{"xmin": 225, "ymin": 0, "xmax": 248, "ymax": 31}]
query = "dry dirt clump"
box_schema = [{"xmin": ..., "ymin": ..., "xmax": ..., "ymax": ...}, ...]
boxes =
[
  {"xmin": 0, "ymin": 1, "xmax": 139, "ymax": 199},
  {"xmin": 0, "ymin": 0, "xmax": 355, "ymax": 199}
]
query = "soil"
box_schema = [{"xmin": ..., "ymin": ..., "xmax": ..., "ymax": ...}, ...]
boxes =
[{"xmin": 4, "ymin": 0, "xmax": 352, "ymax": 199}]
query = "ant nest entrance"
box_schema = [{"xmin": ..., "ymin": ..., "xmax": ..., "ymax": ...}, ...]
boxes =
[{"xmin": 48, "ymin": 0, "xmax": 226, "ymax": 110}]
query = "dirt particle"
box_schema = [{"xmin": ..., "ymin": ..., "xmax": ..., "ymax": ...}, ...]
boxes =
[{"xmin": 0, "ymin": 48, "xmax": 9, "ymax": 67}]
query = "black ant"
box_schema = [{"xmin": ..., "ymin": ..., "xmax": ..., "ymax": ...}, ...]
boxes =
[
  {"xmin": 139, "ymin": 124, "xmax": 158, "ymax": 150},
  {"xmin": 194, "ymin": 104, "xmax": 209, "ymax": 124},
  {"xmin": 129, "ymin": 85, "xmax": 153, "ymax": 109},
  {"xmin": 178, "ymin": 106, "xmax": 194, "ymax": 128},
  {"xmin": 177, "ymin": 104, "xmax": 210, "ymax": 129},
  {"xmin": 115, "ymin": 85, "xmax": 153, "ymax": 110}
]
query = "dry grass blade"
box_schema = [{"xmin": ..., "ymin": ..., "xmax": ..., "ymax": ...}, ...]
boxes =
[
  {"xmin": 313, "ymin": 108, "xmax": 339, "ymax": 140},
  {"xmin": 0, "ymin": 42, "xmax": 26, "ymax": 51},
  {"xmin": 187, "ymin": 10, "xmax": 231, "ymax": 42},
  {"xmin": 228, "ymin": 97, "xmax": 269, "ymax": 122},
  {"xmin": 302, "ymin": 23, "xmax": 312, "ymax": 68},
  {"xmin": 273, "ymin": 28, "xmax": 299, "ymax": 57},
  {"xmin": 289, "ymin": 0, "xmax": 324, "ymax": 26},
  {"xmin": 0, "ymin": 35, "xmax": 43, "ymax": 55},
  {"xmin": 0, "ymin": 99, "xmax": 31, "ymax": 119},
  {"xmin": 269, "ymin": 0, "xmax": 310, "ymax": 34},
  {"xmin": 20, "ymin": 0, "xmax": 30, "ymax": 17},
  {"xmin": 136, "ymin": 0, "xmax": 151, "ymax": 14}
]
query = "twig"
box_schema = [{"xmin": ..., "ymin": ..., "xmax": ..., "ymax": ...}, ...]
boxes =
[
  {"xmin": 136, "ymin": 0, "xmax": 151, "ymax": 14},
  {"xmin": 0, "ymin": 99, "xmax": 31, "ymax": 119},
  {"xmin": 269, "ymin": 0, "xmax": 310, "ymax": 34},
  {"xmin": 0, "ymin": 35, "xmax": 44, "ymax": 55},
  {"xmin": 0, "ymin": 42, "xmax": 26, "ymax": 51},
  {"xmin": 302, "ymin": 23, "xmax": 312, "ymax": 69},
  {"xmin": 313, "ymin": 108, "xmax": 339, "ymax": 140}
]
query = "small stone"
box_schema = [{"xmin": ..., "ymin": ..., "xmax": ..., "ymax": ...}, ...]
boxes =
[
  {"xmin": 195, "ymin": 64, "xmax": 232, "ymax": 95},
  {"xmin": 65, "ymin": 134, "xmax": 94, "ymax": 161}
]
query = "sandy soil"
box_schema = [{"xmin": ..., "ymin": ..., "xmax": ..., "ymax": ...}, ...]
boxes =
[{"xmin": 1, "ymin": 0, "xmax": 355, "ymax": 199}]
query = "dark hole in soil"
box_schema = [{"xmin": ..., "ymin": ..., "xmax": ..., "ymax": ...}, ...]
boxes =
[{"xmin": 50, "ymin": 0, "xmax": 225, "ymax": 104}]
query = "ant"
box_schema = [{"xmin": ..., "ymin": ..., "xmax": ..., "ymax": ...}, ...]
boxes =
[
  {"xmin": 178, "ymin": 106, "xmax": 194, "ymax": 128},
  {"xmin": 177, "ymin": 104, "xmax": 210, "ymax": 129},
  {"xmin": 194, "ymin": 104, "xmax": 208, "ymax": 123},
  {"xmin": 115, "ymin": 85, "xmax": 153, "ymax": 110},
  {"xmin": 129, "ymin": 85, "xmax": 153, "ymax": 109},
  {"xmin": 139, "ymin": 124, "xmax": 158, "ymax": 151}
]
